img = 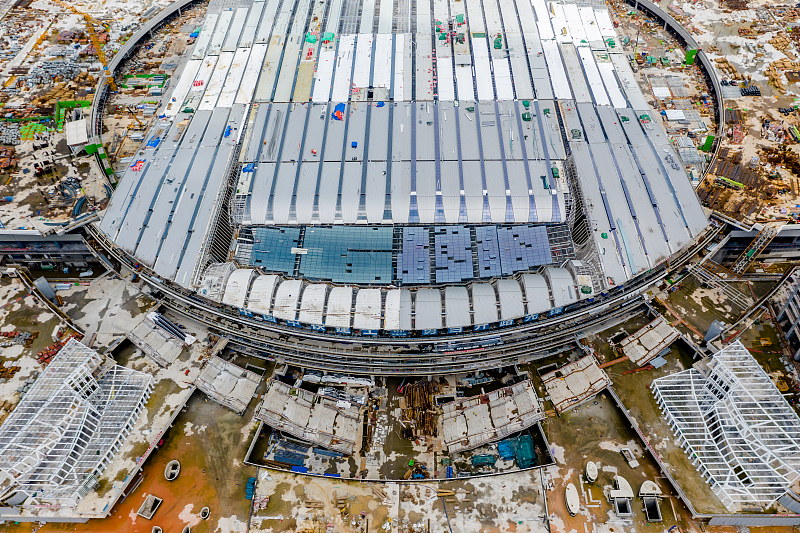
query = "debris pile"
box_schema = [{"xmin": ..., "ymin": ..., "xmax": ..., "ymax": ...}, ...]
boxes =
[{"xmin": 400, "ymin": 379, "xmax": 441, "ymax": 440}]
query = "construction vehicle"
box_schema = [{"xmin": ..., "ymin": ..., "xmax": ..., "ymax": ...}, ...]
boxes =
[
  {"xmin": 52, "ymin": 0, "xmax": 118, "ymax": 91},
  {"xmin": 126, "ymin": 105, "xmax": 144, "ymax": 129}
]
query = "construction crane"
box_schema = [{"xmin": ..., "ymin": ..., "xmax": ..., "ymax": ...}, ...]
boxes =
[
  {"xmin": 51, "ymin": 0, "xmax": 117, "ymax": 91},
  {"xmin": 126, "ymin": 105, "xmax": 143, "ymax": 129}
]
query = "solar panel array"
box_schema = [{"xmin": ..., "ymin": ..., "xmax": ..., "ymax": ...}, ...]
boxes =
[
  {"xmin": 249, "ymin": 227, "xmax": 301, "ymax": 274},
  {"xmin": 496, "ymin": 226, "xmax": 553, "ymax": 275},
  {"xmin": 476, "ymin": 226, "xmax": 502, "ymax": 278},
  {"xmin": 434, "ymin": 226, "xmax": 474, "ymax": 284},
  {"xmin": 241, "ymin": 224, "xmax": 575, "ymax": 285},
  {"xmin": 398, "ymin": 228, "xmax": 430, "ymax": 284},
  {"xmin": 300, "ymin": 227, "xmax": 394, "ymax": 284}
]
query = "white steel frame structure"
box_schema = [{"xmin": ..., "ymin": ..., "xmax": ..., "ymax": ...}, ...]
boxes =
[
  {"xmin": 0, "ymin": 340, "xmax": 153, "ymax": 509},
  {"xmin": 651, "ymin": 341, "xmax": 800, "ymax": 511}
]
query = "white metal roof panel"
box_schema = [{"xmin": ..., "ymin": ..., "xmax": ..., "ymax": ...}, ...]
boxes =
[
  {"xmin": 564, "ymin": 3, "xmax": 587, "ymax": 44},
  {"xmin": 222, "ymin": 269, "xmax": 256, "ymax": 308},
  {"xmin": 464, "ymin": 0, "xmax": 484, "ymax": 31},
  {"xmin": 341, "ymin": 162, "xmax": 362, "ymax": 223},
  {"xmin": 254, "ymin": 36, "xmax": 285, "ymax": 101},
  {"xmin": 366, "ymin": 162, "xmax": 387, "ymax": 222},
  {"xmin": 393, "ymin": 34, "xmax": 406, "ymax": 100},
  {"xmin": 569, "ymin": 141, "xmax": 628, "ymax": 284},
  {"xmin": 542, "ymin": 40, "xmax": 571, "ymax": 99},
  {"xmin": 135, "ymin": 111, "xmax": 215, "ymax": 266},
  {"xmin": 609, "ymin": 53, "xmax": 649, "ymax": 109},
  {"xmin": 353, "ymin": 34, "xmax": 373, "ymax": 89},
  {"xmin": 497, "ymin": 279, "xmax": 524, "ymax": 319},
  {"xmin": 246, "ymin": 275, "xmax": 279, "ymax": 314},
  {"xmin": 317, "ymin": 163, "xmax": 340, "ymax": 223},
  {"xmin": 325, "ymin": 287, "xmax": 354, "ymax": 328},
  {"xmin": 596, "ymin": 58, "xmax": 627, "ymax": 108},
  {"xmin": 415, "ymin": 37, "xmax": 433, "ymax": 99},
  {"xmin": 415, "ymin": 288, "xmax": 442, "ymax": 330},
  {"xmin": 236, "ymin": 43, "xmax": 268, "ymax": 104},
  {"xmin": 290, "ymin": 0, "xmax": 312, "ymax": 34},
  {"xmin": 456, "ymin": 61, "xmax": 474, "ymax": 100},
  {"xmin": 163, "ymin": 59, "xmax": 201, "ymax": 116},
  {"xmin": 208, "ymin": 10, "xmax": 233, "ymax": 55},
  {"xmin": 494, "ymin": 60, "xmax": 514, "ymax": 100},
  {"xmin": 271, "ymin": 162, "xmax": 297, "ymax": 224},
  {"xmin": 299, "ymin": 283, "xmax": 327, "ymax": 324},
  {"xmin": 312, "ymin": 47, "xmax": 336, "ymax": 102},
  {"xmin": 222, "ymin": 7, "xmax": 249, "ymax": 51},
  {"xmin": 248, "ymin": 163, "xmax": 275, "ymax": 224},
  {"xmin": 295, "ymin": 162, "xmax": 319, "ymax": 222},
  {"xmin": 507, "ymin": 35, "xmax": 534, "ymax": 99},
  {"xmin": 473, "ymin": 40, "xmax": 494, "ymax": 101},
  {"xmin": 417, "ymin": 104, "xmax": 435, "ymax": 160},
  {"xmin": 332, "ymin": 35, "xmax": 355, "ymax": 102},
  {"xmin": 550, "ymin": 2, "xmax": 570, "ymax": 43},
  {"xmin": 198, "ymin": 51, "xmax": 234, "ymax": 110},
  {"xmin": 594, "ymin": 9, "xmax": 617, "ymax": 38},
  {"xmin": 360, "ymin": 0, "xmax": 375, "ymax": 32},
  {"xmin": 588, "ymin": 141, "xmax": 649, "ymax": 272},
  {"xmin": 374, "ymin": 34, "xmax": 393, "ymax": 89},
  {"xmin": 560, "ymin": 44, "xmax": 591, "ymax": 103},
  {"xmin": 579, "ymin": 6, "xmax": 603, "ymax": 43},
  {"xmin": 378, "ymin": 0, "xmax": 393, "ymax": 32},
  {"xmin": 472, "ymin": 283, "xmax": 498, "ymax": 325},
  {"xmin": 440, "ymin": 162, "xmax": 460, "ymax": 223},
  {"xmin": 256, "ymin": 0, "xmax": 280, "ymax": 43},
  {"xmin": 531, "ymin": 0, "xmax": 554, "ymax": 40},
  {"xmin": 152, "ymin": 141, "xmax": 218, "ymax": 279},
  {"xmin": 416, "ymin": 161, "xmax": 436, "ymax": 224},
  {"xmin": 391, "ymin": 161, "xmax": 411, "ymax": 223},
  {"xmin": 217, "ymin": 47, "xmax": 251, "ymax": 108},
  {"xmin": 187, "ymin": 54, "xmax": 218, "ymax": 99},
  {"xmin": 273, "ymin": 37, "xmax": 302, "ymax": 101},
  {"xmin": 522, "ymin": 274, "xmax": 551, "ymax": 314},
  {"xmin": 545, "ymin": 267, "xmax": 577, "ymax": 307},
  {"xmin": 384, "ymin": 289, "xmax": 412, "ymax": 330},
  {"xmin": 445, "ymin": 287, "xmax": 471, "ymax": 328},
  {"xmin": 273, "ymin": 279, "xmax": 302, "ymax": 320},
  {"xmin": 239, "ymin": 2, "xmax": 265, "ymax": 47},
  {"xmin": 438, "ymin": 56, "xmax": 456, "ymax": 101},
  {"xmin": 174, "ymin": 138, "xmax": 238, "ymax": 287},
  {"xmin": 577, "ymin": 46, "xmax": 610, "ymax": 106},
  {"xmin": 354, "ymin": 289, "xmax": 382, "ymax": 330},
  {"xmin": 192, "ymin": 12, "xmax": 219, "ymax": 59}
]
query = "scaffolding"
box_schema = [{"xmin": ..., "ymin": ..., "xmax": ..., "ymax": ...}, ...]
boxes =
[
  {"xmin": 254, "ymin": 379, "xmax": 360, "ymax": 455},
  {"xmin": 197, "ymin": 262, "xmax": 237, "ymax": 301},
  {"xmin": 651, "ymin": 341, "xmax": 800, "ymax": 511},
  {"xmin": 195, "ymin": 355, "xmax": 261, "ymax": 415},
  {"xmin": 0, "ymin": 339, "xmax": 153, "ymax": 508}
]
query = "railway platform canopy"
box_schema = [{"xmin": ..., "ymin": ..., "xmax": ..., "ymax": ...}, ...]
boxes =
[{"xmin": 96, "ymin": 0, "xmax": 708, "ymax": 342}]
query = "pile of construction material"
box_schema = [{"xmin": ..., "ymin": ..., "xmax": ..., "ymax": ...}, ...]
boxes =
[
  {"xmin": 0, "ymin": 330, "xmax": 36, "ymax": 347},
  {"xmin": 714, "ymin": 57, "xmax": 739, "ymax": 76},
  {"xmin": 0, "ymin": 362, "xmax": 21, "ymax": 380},
  {"xmin": 400, "ymin": 379, "xmax": 441, "ymax": 440},
  {"xmin": 37, "ymin": 333, "xmax": 79, "ymax": 367},
  {"xmin": 0, "ymin": 125, "xmax": 20, "ymax": 146},
  {"xmin": 22, "ymin": 59, "xmax": 82, "ymax": 87},
  {"xmin": 0, "ymin": 399, "xmax": 15, "ymax": 424}
]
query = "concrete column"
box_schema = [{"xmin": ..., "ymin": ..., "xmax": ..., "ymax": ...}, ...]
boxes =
[{"xmin": 779, "ymin": 280, "xmax": 800, "ymax": 321}]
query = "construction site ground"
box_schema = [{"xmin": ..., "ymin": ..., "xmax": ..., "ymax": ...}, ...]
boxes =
[
  {"xmin": 249, "ymin": 374, "xmax": 551, "ymax": 481},
  {"xmin": 249, "ymin": 467, "xmax": 549, "ymax": 533}
]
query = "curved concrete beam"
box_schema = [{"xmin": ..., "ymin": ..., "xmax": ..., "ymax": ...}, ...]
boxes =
[
  {"xmin": 624, "ymin": 0, "xmax": 724, "ymax": 177},
  {"xmin": 89, "ymin": 0, "xmax": 203, "ymax": 139}
]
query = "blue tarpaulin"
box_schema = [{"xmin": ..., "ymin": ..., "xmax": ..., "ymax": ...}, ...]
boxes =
[{"xmin": 332, "ymin": 103, "xmax": 345, "ymax": 120}]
